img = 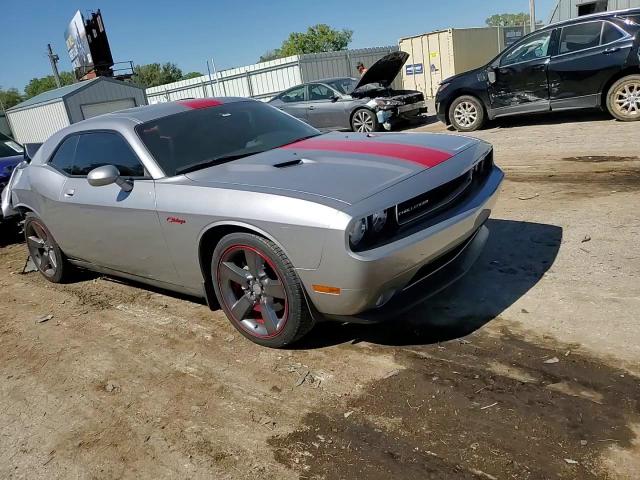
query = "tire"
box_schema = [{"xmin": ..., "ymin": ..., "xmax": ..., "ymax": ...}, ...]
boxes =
[
  {"xmin": 449, "ymin": 95, "xmax": 485, "ymax": 132},
  {"xmin": 211, "ymin": 232, "xmax": 315, "ymax": 348},
  {"xmin": 351, "ymin": 108, "xmax": 379, "ymax": 133},
  {"xmin": 23, "ymin": 213, "xmax": 69, "ymax": 283},
  {"xmin": 606, "ymin": 75, "xmax": 640, "ymax": 122}
]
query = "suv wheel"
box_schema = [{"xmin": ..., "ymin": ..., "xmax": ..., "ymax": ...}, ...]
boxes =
[
  {"xmin": 449, "ymin": 95, "xmax": 485, "ymax": 132},
  {"xmin": 211, "ymin": 232, "xmax": 315, "ymax": 348},
  {"xmin": 606, "ymin": 75, "xmax": 640, "ymax": 122}
]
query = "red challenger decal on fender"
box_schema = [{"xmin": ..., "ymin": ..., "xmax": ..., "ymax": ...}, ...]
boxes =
[
  {"xmin": 167, "ymin": 216, "xmax": 186, "ymax": 224},
  {"xmin": 178, "ymin": 98, "xmax": 223, "ymax": 109},
  {"xmin": 281, "ymin": 138, "xmax": 453, "ymax": 168}
]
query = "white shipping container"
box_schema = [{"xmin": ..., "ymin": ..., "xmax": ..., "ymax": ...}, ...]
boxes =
[{"xmin": 399, "ymin": 27, "xmax": 531, "ymax": 98}]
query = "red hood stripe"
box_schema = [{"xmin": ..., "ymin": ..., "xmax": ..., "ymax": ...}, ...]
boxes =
[
  {"xmin": 281, "ymin": 138, "xmax": 453, "ymax": 168},
  {"xmin": 178, "ymin": 98, "xmax": 223, "ymax": 109}
]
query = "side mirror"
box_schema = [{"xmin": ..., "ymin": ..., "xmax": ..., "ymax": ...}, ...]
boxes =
[
  {"xmin": 331, "ymin": 95, "xmax": 340, "ymax": 103},
  {"xmin": 87, "ymin": 165, "xmax": 133, "ymax": 192},
  {"xmin": 487, "ymin": 67, "xmax": 497, "ymax": 84}
]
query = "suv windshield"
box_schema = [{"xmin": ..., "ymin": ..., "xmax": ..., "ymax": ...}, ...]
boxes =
[{"xmin": 136, "ymin": 100, "xmax": 320, "ymax": 176}]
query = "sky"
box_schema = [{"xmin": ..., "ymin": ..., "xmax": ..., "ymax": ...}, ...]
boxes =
[{"xmin": 0, "ymin": 0, "xmax": 556, "ymax": 92}]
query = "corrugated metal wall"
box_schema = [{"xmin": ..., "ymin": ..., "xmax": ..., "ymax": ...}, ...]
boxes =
[
  {"xmin": 550, "ymin": 0, "xmax": 640, "ymax": 22},
  {"xmin": 298, "ymin": 47, "xmax": 400, "ymax": 87},
  {"xmin": 146, "ymin": 47, "xmax": 399, "ymax": 104},
  {"xmin": 66, "ymin": 79, "xmax": 146, "ymax": 122},
  {"xmin": 7, "ymin": 101, "xmax": 71, "ymax": 143}
]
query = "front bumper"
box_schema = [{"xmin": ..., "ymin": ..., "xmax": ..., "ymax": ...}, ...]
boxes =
[{"xmin": 298, "ymin": 166, "xmax": 503, "ymax": 318}]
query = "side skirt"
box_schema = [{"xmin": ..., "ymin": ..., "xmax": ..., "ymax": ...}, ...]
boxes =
[{"xmin": 67, "ymin": 258, "xmax": 205, "ymax": 299}]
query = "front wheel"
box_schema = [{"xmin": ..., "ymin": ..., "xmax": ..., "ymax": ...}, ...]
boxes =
[
  {"xmin": 351, "ymin": 108, "xmax": 379, "ymax": 132},
  {"xmin": 449, "ymin": 95, "xmax": 485, "ymax": 132},
  {"xmin": 211, "ymin": 233, "xmax": 314, "ymax": 348},
  {"xmin": 606, "ymin": 75, "xmax": 640, "ymax": 122}
]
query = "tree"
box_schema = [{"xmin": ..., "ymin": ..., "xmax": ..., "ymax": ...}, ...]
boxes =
[
  {"xmin": 131, "ymin": 63, "xmax": 184, "ymax": 88},
  {"xmin": 24, "ymin": 72, "xmax": 75, "ymax": 99},
  {"xmin": 182, "ymin": 72, "xmax": 203, "ymax": 80},
  {"xmin": 0, "ymin": 88, "xmax": 23, "ymax": 109},
  {"xmin": 486, "ymin": 12, "xmax": 530, "ymax": 27},
  {"xmin": 259, "ymin": 24, "xmax": 353, "ymax": 62}
]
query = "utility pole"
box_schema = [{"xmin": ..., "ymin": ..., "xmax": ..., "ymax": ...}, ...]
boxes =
[
  {"xmin": 529, "ymin": 0, "xmax": 537, "ymax": 32},
  {"xmin": 47, "ymin": 44, "xmax": 62, "ymax": 88}
]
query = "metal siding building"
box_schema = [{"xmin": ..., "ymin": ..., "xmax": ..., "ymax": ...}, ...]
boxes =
[
  {"xmin": 146, "ymin": 47, "xmax": 399, "ymax": 104},
  {"xmin": 550, "ymin": 0, "xmax": 640, "ymax": 22},
  {"xmin": 6, "ymin": 78, "xmax": 146, "ymax": 143}
]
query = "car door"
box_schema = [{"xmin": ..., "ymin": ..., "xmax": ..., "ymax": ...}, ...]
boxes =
[
  {"xmin": 305, "ymin": 83, "xmax": 347, "ymax": 129},
  {"xmin": 269, "ymin": 85, "xmax": 309, "ymax": 122},
  {"xmin": 488, "ymin": 29, "xmax": 554, "ymax": 117},
  {"xmin": 48, "ymin": 130, "xmax": 176, "ymax": 282},
  {"xmin": 548, "ymin": 20, "xmax": 635, "ymax": 110}
]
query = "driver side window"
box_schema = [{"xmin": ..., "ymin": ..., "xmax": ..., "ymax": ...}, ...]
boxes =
[
  {"xmin": 280, "ymin": 86, "xmax": 306, "ymax": 103},
  {"xmin": 500, "ymin": 31, "xmax": 552, "ymax": 66},
  {"xmin": 74, "ymin": 132, "xmax": 146, "ymax": 177}
]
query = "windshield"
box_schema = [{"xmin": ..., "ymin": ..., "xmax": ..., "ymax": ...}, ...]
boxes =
[
  {"xmin": 325, "ymin": 78, "xmax": 358, "ymax": 95},
  {"xmin": 136, "ymin": 100, "xmax": 320, "ymax": 176},
  {"xmin": 0, "ymin": 134, "xmax": 23, "ymax": 159}
]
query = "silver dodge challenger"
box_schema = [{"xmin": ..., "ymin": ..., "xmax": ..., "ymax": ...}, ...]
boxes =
[{"xmin": 1, "ymin": 98, "xmax": 503, "ymax": 347}]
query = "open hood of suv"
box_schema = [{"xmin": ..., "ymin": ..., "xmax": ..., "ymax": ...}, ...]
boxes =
[{"xmin": 354, "ymin": 51, "xmax": 409, "ymax": 91}]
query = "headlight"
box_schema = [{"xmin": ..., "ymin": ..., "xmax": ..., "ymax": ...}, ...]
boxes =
[
  {"xmin": 348, "ymin": 217, "xmax": 367, "ymax": 247},
  {"xmin": 371, "ymin": 210, "xmax": 387, "ymax": 233},
  {"xmin": 374, "ymin": 99, "xmax": 401, "ymax": 109}
]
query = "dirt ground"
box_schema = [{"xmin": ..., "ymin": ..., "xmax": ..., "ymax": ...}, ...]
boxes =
[{"xmin": 1, "ymin": 110, "xmax": 639, "ymax": 480}]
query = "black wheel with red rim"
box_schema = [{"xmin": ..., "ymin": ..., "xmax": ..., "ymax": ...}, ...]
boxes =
[{"xmin": 211, "ymin": 232, "xmax": 314, "ymax": 348}]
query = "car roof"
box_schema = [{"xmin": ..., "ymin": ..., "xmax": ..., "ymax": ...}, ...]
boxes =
[
  {"xmin": 544, "ymin": 7, "xmax": 640, "ymax": 30},
  {"xmin": 78, "ymin": 97, "xmax": 254, "ymax": 126}
]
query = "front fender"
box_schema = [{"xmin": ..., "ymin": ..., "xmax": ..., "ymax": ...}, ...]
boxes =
[{"xmin": 1, "ymin": 162, "xmax": 27, "ymax": 218}]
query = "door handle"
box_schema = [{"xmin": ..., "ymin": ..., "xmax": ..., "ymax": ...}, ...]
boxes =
[
  {"xmin": 604, "ymin": 47, "xmax": 621, "ymax": 54},
  {"xmin": 64, "ymin": 189, "xmax": 75, "ymax": 197},
  {"xmin": 308, "ymin": 105, "xmax": 315, "ymax": 110}
]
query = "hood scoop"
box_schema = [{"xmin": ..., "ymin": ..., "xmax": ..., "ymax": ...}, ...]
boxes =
[{"xmin": 273, "ymin": 158, "xmax": 314, "ymax": 169}]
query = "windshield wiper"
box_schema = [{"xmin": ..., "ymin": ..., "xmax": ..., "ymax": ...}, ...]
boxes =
[{"xmin": 175, "ymin": 153, "xmax": 262, "ymax": 175}]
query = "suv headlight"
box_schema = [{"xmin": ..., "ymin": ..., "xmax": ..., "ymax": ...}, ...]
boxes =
[{"xmin": 436, "ymin": 83, "xmax": 450, "ymax": 95}]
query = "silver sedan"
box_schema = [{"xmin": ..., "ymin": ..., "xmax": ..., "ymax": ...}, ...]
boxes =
[{"xmin": 2, "ymin": 98, "xmax": 503, "ymax": 347}]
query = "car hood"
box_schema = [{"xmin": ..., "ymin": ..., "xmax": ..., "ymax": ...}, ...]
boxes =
[
  {"xmin": 442, "ymin": 66, "xmax": 486, "ymax": 86},
  {"xmin": 184, "ymin": 132, "xmax": 479, "ymax": 205},
  {"xmin": 0, "ymin": 155, "xmax": 22, "ymax": 180},
  {"xmin": 354, "ymin": 51, "xmax": 409, "ymax": 90}
]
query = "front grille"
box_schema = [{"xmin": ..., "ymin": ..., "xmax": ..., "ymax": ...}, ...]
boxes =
[{"xmin": 396, "ymin": 149, "xmax": 493, "ymax": 227}]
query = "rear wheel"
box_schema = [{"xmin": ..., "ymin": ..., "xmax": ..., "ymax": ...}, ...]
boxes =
[
  {"xmin": 24, "ymin": 213, "xmax": 69, "ymax": 283},
  {"xmin": 449, "ymin": 95, "xmax": 485, "ymax": 132},
  {"xmin": 606, "ymin": 75, "xmax": 640, "ymax": 122},
  {"xmin": 211, "ymin": 233, "xmax": 314, "ymax": 348},
  {"xmin": 351, "ymin": 108, "xmax": 379, "ymax": 132}
]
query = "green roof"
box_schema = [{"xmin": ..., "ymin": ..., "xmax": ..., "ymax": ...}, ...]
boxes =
[{"xmin": 8, "ymin": 78, "xmax": 101, "ymax": 111}]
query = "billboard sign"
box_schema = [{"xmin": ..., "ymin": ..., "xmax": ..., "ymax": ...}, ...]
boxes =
[{"xmin": 65, "ymin": 11, "xmax": 93, "ymax": 75}]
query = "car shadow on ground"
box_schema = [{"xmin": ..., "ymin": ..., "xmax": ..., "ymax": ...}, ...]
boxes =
[{"xmin": 294, "ymin": 218, "xmax": 563, "ymax": 350}]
